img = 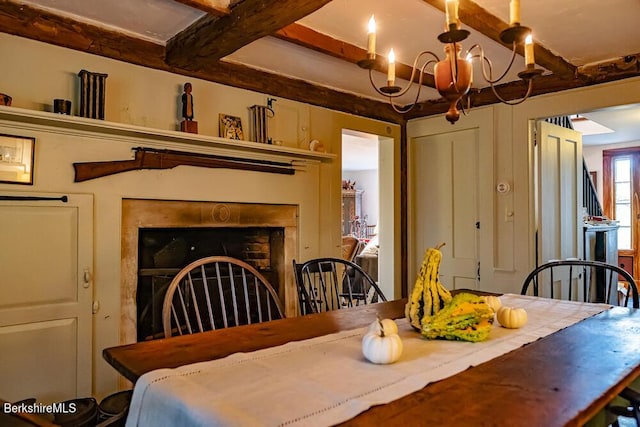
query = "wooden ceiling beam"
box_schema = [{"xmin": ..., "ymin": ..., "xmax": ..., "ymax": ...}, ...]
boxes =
[
  {"xmin": 403, "ymin": 60, "xmax": 640, "ymax": 121},
  {"xmin": 420, "ymin": 0, "xmax": 576, "ymax": 79},
  {"xmin": 173, "ymin": 0, "xmax": 230, "ymax": 17},
  {"xmin": 0, "ymin": 1, "xmax": 402, "ymax": 124},
  {"xmin": 404, "ymin": 74, "xmax": 584, "ymax": 120},
  {"xmin": 165, "ymin": 0, "xmax": 332, "ymax": 69},
  {"xmin": 274, "ymin": 23, "xmax": 436, "ymax": 88}
]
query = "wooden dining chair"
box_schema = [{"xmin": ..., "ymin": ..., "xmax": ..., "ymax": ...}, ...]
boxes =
[
  {"xmin": 162, "ymin": 256, "xmax": 285, "ymax": 338},
  {"xmin": 520, "ymin": 259, "xmax": 639, "ymax": 308},
  {"xmin": 521, "ymin": 258, "xmax": 640, "ymax": 426},
  {"xmin": 292, "ymin": 257, "xmax": 386, "ymax": 315}
]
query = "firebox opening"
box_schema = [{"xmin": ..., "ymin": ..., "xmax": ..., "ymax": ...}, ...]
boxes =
[{"xmin": 136, "ymin": 226, "xmax": 284, "ymax": 341}]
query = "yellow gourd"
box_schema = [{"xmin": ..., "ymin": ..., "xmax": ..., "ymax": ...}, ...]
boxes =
[
  {"xmin": 362, "ymin": 318, "xmax": 403, "ymax": 364},
  {"xmin": 496, "ymin": 306, "xmax": 528, "ymax": 329}
]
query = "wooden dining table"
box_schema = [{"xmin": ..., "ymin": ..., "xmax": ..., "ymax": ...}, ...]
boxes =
[{"xmin": 103, "ymin": 296, "xmax": 640, "ymax": 426}]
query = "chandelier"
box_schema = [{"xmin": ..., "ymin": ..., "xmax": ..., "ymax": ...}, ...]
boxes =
[{"xmin": 358, "ymin": 0, "xmax": 543, "ymax": 124}]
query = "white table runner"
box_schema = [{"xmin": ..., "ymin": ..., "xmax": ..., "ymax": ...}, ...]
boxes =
[{"xmin": 125, "ymin": 294, "xmax": 609, "ymax": 427}]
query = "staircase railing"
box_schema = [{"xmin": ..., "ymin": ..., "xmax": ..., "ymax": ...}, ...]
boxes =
[{"xmin": 583, "ymin": 159, "xmax": 603, "ymax": 216}]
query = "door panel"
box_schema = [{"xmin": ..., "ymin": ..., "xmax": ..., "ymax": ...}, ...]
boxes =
[
  {"xmin": 536, "ymin": 121, "xmax": 583, "ymax": 300},
  {"xmin": 0, "ymin": 193, "xmax": 93, "ymax": 403},
  {"xmin": 537, "ymin": 121, "xmax": 583, "ymax": 263},
  {"xmin": 412, "ymin": 129, "xmax": 479, "ymax": 290}
]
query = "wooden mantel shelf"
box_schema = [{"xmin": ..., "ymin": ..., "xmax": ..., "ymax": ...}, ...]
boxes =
[{"xmin": 0, "ymin": 106, "xmax": 335, "ymax": 162}]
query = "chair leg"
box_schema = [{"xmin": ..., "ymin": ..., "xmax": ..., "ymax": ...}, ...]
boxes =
[{"xmin": 619, "ymin": 386, "xmax": 640, "ymax": 427}]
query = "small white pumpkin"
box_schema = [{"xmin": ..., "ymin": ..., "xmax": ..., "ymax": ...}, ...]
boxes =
[
  {"xmin": 362, "ymin": 318, "xmax": 403, "ymax": 364},
  {"xmin": 496, "ymin": 306, "xmax": 528, "ymax": 329},
  {"xmin": 483, "ymin": 295, "xmax": 502, "ymax": 313},
  {"xmin": 367, "ymin": 318, "xmax": 399, "ymax": 336}
]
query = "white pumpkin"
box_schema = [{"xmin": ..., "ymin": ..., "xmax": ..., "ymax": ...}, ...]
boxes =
[
  {"xmin": 367, "ymin": 318, "xmax": 399, "ymax": 336},
  {"xmin": 496, "ymin": 306, "xmax": 528, "ymax": 329},
  {"xmin": 483, "ymin": 295, "xmax": 502, "ymax": 313},
  {"xmin": 362, "ymin": 319, "xmax": 403, "ymax": 364}
]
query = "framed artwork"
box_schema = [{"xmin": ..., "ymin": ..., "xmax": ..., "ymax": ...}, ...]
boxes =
[
  {"xmin": 0, "ymin": 134, "xmax": 35, "ymax": 185},
  {"xmin": 219, "ymin": 114, "xmax": 244, "ymax": 140}
]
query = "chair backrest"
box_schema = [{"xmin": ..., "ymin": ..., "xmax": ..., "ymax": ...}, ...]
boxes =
[
  {"xmin": 341, "ymin": 235, "xmax": 363, "ymax": 262},
  {"xmin": 521, "ymin": 259, "xmax": 639, "ymax": 308},
  {"xmin": 292, "ymin": 257, "xmax": 387, "ymax": 315},
  {"xmin": 162, "ymin": 256, "xmax": 284, "ymax": 338}
]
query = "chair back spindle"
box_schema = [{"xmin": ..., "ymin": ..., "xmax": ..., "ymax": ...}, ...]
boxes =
[
  {"xmin": 293, "ymin": 257, "xmax": 386, "ymax": 315},
  {"xmin": 163, "ymin": 256, "xmax": 284, "ymax": 338},
  {"xmin": 521, "ymin": 259, "xmax": 639, "ymax": 308}
]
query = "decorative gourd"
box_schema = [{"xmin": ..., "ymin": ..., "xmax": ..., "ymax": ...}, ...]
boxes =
[
  {"xmin": 362, "ymin": 318, "xmax": 403, "ymax": 364},
  {"xmin": 496, "ymin": 306, "xmax": 528, "ymax": 329},
  {"xmin": 483, "ymin": 295, "xmax": 502, "ymax": 313},
  {"xmin": 367, "ymin": 318, "xmax": 399, "ymax": 336},
  {"xmin": 421, "ymin": 292, "xmax": 495, "ymax": 342},
  {"xmin": 405, "ymin": 243, "xmax": 452, "ymax": 330}
]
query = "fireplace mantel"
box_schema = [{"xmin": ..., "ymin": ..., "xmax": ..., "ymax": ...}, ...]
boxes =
[{"xmin": 0, "ymin": 106, "xmax": 335, "ymax": 163}]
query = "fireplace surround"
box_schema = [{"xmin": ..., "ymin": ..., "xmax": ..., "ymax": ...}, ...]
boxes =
[{"xmin": 120, "ymin": 199, "xmax": 298, "ymax": 345}]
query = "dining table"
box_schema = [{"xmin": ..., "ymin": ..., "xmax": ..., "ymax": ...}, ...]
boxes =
[{"xmin": 103, "ymin": 293, "xmax": 640, "ymax": 427}]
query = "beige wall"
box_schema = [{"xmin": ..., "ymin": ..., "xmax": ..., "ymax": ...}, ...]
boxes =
[
  {"xmin": 0, "ymin": 33, "xmax": 401, "ymax": 399},
  {"xmin": 408, "ymin": 76, "xmax": 640, "ymax": 294}
]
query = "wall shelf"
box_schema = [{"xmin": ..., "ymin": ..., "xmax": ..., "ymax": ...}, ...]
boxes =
[{"xmin": 0, "ymin": 106, "xmax": 335, "ymax": 163}]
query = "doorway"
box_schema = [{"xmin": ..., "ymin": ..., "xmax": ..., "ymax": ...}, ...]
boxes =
[
  {"xmin": 602, "ymin": 149, "xmax": 640, "ymax": 281},
  {"xmin": 341, "ymin": 129, "xmax": 395, "ymax": 298},
  {"xmin": 580, "ymin": 103, "xmax": 640, "ymax": 281}
]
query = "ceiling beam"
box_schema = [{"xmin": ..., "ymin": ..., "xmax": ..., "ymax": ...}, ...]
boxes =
[
  {"xmin": 403, "ymin": 62, "xmax": 640, "ymax": 121},
  {"xmin": 274, "ymin": 23, "xmax": 436, "ymax": 88},
  {"xmin": 0, "ymin": 1, "xmax": 402, "ymax": 124},
  {"xmin": 173, "ymin": 0, "xmax": 230, "ymax": 17},
  {"xmin": 165, "ymin": 0, "xmax": 332, "ymax": 70},
  {"xmin": 420, "ymin": 0, "xmax": 576, "ymax": 79}
]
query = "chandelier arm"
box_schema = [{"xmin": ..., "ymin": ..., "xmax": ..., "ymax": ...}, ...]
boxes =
[
  {"xmin": 450, "ymin": 42, "xmax": 460, "ymax": 86},
  {"xmin": 367, "ymin": 51, "xmax": 440, "ymax": 99},
  {"xmin": 407, "ymin": 50, "xmax": 441, "ymax": 86},
  {"xmin": 386, "ymin": 59, "xmax": 438, "ymax": 114},
  {"xmin": 467, "ymin": 42, "xmax": 518, "ymax": 85},
  {"xmin": 488, "ymin": 77, "xmax": 534, "ymax": 105}
]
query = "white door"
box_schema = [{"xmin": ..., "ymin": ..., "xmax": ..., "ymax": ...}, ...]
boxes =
[
  {"xmin": 536, "ymin": 121, "xmax": 583, "ymax": 262},
  {"xmin": 0, "ymin": 192, "xmax": 93, "ymax": 403},
  {"xmin": 536, "ymin": 121, "xmax": 583, "ymax": 299},
  {"xmin": 412, "ymin": 128, "xmax": 480, "ymax": 290}
]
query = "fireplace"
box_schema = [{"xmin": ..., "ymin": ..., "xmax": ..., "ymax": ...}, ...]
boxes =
[{"xmin": 121, "ymin": 199, "xmax": 298, "ymax": 345}]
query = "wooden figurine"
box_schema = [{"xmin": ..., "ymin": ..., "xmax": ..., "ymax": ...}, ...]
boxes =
[{"xmin": 180, "ymin": 82, "xmax": 198, "ymax": 134}]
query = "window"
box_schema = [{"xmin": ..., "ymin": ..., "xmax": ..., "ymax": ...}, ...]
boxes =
[{"xmin": 613, "ymin": 157, "xmax": 632, "ymax": 250}]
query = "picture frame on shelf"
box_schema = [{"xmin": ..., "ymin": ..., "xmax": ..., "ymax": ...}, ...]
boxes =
[
  {"xmin": 0, "ymin": 133, "xmax": 35, "ymax": 185},
  {"xmin": 219, "ymin": 114, "xmax": 244, "ymax": 140}
]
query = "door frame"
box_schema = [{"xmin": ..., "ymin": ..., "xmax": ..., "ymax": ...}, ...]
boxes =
[{"xmin": 602, "ymin": 147, "xmax": 640, "ymax": 280}]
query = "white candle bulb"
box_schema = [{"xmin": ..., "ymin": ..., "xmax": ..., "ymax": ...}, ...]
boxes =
[
  {"xmin": 510, "ymin": 0, "xmax": 521, "ymax": 25},
  {"xmin": 445, "ymin": 0, "xmax": 459, "ymax": 27},
  {"xmin": 524, "ymin": 34, "xmax": 534, "ymax": 66},
  {"xmin": 367, "ymin": 16, "xmax": 376, "ymax": 56},
  {"xmin": 388, "ymin": 49, "xmax": 396, "ymax": 86}
]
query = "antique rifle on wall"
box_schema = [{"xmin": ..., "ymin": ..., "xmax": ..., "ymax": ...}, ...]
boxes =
[{"xmin": 73, "ymin": 147, "xmax": 296, "ymax": 182}]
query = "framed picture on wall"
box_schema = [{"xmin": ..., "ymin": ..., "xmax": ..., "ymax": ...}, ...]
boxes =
[
  {"xmin": 0, "ymin": 134, "xmax": 35, "ymax": 185},
  {"xmin": 219, "ymin": 114, "xmax": 244, "ymax": 140}
]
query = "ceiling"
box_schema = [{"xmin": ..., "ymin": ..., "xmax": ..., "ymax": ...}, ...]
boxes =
[{"xmin": 1, "ymin": 0, "xmax": 640, "ymax": 126}]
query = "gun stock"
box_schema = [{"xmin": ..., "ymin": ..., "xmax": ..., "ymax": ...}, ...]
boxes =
[
  {"xmin": 73, "ymin": 148, "xmax": 295, "ymax": 182},
  {"xmin": 74, "ymin": 151, "xmax": 145, "ymax": 182}
]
